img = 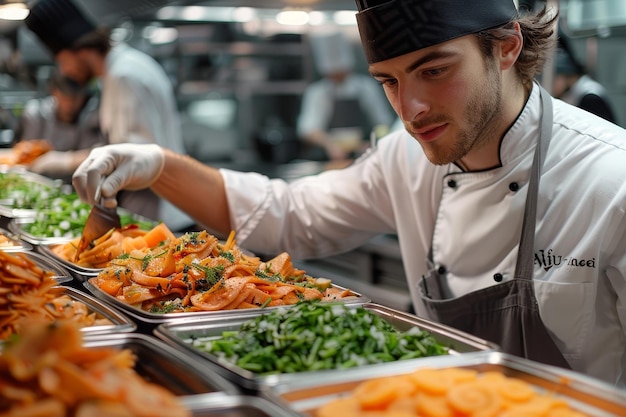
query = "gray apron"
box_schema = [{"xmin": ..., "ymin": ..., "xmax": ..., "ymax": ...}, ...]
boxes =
[
  {"xmin": 418, "ymin": 87, "xmax": 570, "ymax": 369},
  {"xmin": 328, "ymin": 97, "xmax": 367, "ymax": 132}
]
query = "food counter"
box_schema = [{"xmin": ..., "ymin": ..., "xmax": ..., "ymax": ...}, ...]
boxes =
[{"xmin": 1, "ymin": 166, "xmax": 626, "ymax": 417}]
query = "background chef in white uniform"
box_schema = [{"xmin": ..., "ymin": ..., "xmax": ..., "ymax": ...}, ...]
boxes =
[
  {"xmin": 296, "ymin": 30, "xmax": 393, "ymax": 161},
  {"xmin": 72, "ymin": 0, "xmax": 626, "ymax": 386},
  {"xmin": 24, "ymin": 0, "xmax": 195, "ymax": 232},
  {"xmin": 16, "ymin": 69, "xmax": 104, "ymax": 182},
  {"xmin": 552, "ymin": 36, "xmax": 617, "ymax": 124}
]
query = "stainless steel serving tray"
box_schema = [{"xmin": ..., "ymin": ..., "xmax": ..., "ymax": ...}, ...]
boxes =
[
  {"xmin": 83, "ymin": 279, "xmax": 370, "ymax": 325},
  {"xmin": 0, "ymin": 226, "xmax": 33, "ymax": 252},
  {"xmin": 52, "ymin": 286, "xmax": 137, "ymax": 335},
  {"xmin": 2, "ymin": 249, "xmax": 73, "ymax": 284},
  {"xmin": 266, "ymin": 351, "xmax": 626, "ymax": 417},
  {"xmin": 153, "ymin": 303, "xmax": 497, "ymax": 391},
  {"xmin": 0, "ymin": 167, "xmax": 65, "ymax": 218},
  {"xmin": 8, "ymin": 208, "xmax": 158, "ymax": 246},
  {"xmin": 82, "ymin": 332, "xmax": 240, "ymax": 396},
  {"xmin": 9, "ymin": 217, "xmax": 77, "ymax": 245},
  {"xmin": 37, "ymin": 237, "xmax": 260, "ymax": 282},
  {"xmin": 180, "ymin": 393, "xmax": 299, "ymax": 417},
  {"xmin": 38, "ymin": 243, "xmax": 102, "ymax": 280}
]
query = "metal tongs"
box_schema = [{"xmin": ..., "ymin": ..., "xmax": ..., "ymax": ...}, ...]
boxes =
[{"xmin": 74, "ymin": 179, "xmax": 121, "ymax": 262}]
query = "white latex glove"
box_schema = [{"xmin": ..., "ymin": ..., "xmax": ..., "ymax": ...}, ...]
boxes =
[
  {"xmin": 72, "ymin": 143, "xmax": 164, "ymax": 208},
  {"xmin": 28, "ymin": 150, "xmax": 76, "ymax": 175}
]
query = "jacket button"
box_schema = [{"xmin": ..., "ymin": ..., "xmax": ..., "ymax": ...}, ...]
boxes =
[
  {"xmin": 493, "ymin": 273, "xmax": 503, "ymax": 282},
  {"xmin": 447, "ymin": 179, "xmax": 457, "ymax": 188},
  {"xmin": 509, "ymin": 182, "xmax": 519, "ymax": 192},
  {"xmin": 437, "ymin": 266, "xmax": 447, "ymax": 275}
]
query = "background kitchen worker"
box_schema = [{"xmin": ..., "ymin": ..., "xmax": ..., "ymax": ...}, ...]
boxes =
[
  {"xmin": 16, "ymin": 69, "xmax": 104, "ymax": 182},
  {"xmin": 296, "ymin": 30, "xmax": 393, "ymax": 161},
  {"xmin": 72, "ymin": 0, "xmax": 626, "ymax": 386},
  {"xmin": 552, "ymin": 36, "xmax": 617, "ymax": 124},
  {"xmin": 24, "ymin": 0, "xmax": 195, "ymax": 232}
]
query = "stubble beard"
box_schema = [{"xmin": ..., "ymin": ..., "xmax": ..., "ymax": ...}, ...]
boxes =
[{"xmin": 413, "ymin": 59, "xmax": 503, "ymax": 167}]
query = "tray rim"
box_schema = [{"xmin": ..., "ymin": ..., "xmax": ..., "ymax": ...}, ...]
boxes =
[
  {"xmin": 180, "ymin": 392, "xmax": 299, "ymax": 417},
  {"xmin": 4, "ymin": 249, "xmax": 73, "ymax": 284},
  {"xmin": 55, "ymin": 286, "xmax": 137, "ymax": 335},
  {"xmin": 82, "ymin": 332, "xmax": 240, "ymax": 396},
  {"xmin": 8, "ymin": 217, "xmax": 75, "ymax": 245},
  {"xmin": 0, "ymin": 226, "xmax": 33, "ymax": 252},
  {"xmin": 152, "ymin": 302, "xmax": 498, "ymax": 391},
  {"xmin": 8, "ymin": 208, "xmax": 158, "ymax": 246},
  {"xmin": 83, "ymin": 278, "xmax": 371, "ymax": 324},
  {"xmin": 0, "ymin": 167, "xmax": 65, "ymax": 218},
  {"xmin": 38, "ymin": 243, "xmax": 102, "ymax": 278},
  {"xmin": 264, "ymin": 350, "xmax": 626, "ymax": 417}
]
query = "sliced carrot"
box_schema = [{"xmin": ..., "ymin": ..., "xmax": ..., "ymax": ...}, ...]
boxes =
[
  {"xmin": 91, "ymin": 276, "xmax": 124, "ymax": 296},
  {"xmin": 496, "ymin": 378, "xmax": 536, "ymax": 403},
  {"xmin": 317, "ymin": 397, "xmax": 361, "ymax": 417},
  {"xmin": 142, "ymin": 223, "xmax": 176, "ymax": 248},
  {"xmin": 121, "ymin": 236, "xmax": 148, "ymax": 253},
  {"xmin": 190, "ymin": 277, "xmax": 249, "ymax": 311},
  {"xmin": 446, "ymin": 381, "xmax": 502, "ymax": 416},
  {"xmin": 415, "ymin": 392, "xmax": 452, "ymax": 417},
  {"xmin": 354, "ymin": 376, "xmax": 414, "ymax": 410}
]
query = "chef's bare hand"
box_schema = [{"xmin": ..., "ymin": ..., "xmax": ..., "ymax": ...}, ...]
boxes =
[{"xmin": 72, "ymin": 143, "xmax": 165, "ymax": 208}]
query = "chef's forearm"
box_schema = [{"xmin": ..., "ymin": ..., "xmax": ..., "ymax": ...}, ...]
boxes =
[{"xmin": 151, "ymin": 149, "xmax": 231, "ymax": 235}]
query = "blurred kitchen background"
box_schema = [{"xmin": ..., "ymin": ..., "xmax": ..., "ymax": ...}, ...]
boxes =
[{"xmin": 0, "ymin": 0, "xmax": 624, "ymax": 310}]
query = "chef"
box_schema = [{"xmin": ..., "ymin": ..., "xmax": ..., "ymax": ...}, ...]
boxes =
[
  {"xmin": 24, "ymin": 0, "xmax": 195, "ymax": 231},
  {"xmin": 17, "ymin": 70, "xmax": 104, "ymax": 182},
  {"xmin": 72, "ymin": 0, "xmax": 626, "ymax": 385},
  {"xmin": 296, "ymin": 30, "xmax": 393, "ymax": 161}
]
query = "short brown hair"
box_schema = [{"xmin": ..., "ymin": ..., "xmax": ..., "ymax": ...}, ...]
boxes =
[
  {"xmin": 476, "ymin": 6, "xmax": 558, "ymax": 89},
  {"xmin": 70, "ymin": 27, "xmax": 112, "ymax": 55}
]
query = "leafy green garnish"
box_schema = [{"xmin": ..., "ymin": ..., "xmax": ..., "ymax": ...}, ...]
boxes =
[{"xmin": 193, "ymin": 301, "xmax": 449, "ymax": 375}]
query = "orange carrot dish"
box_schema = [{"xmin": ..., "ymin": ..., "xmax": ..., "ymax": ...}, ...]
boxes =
[
  {"xmin": 51, "ymin": 222, "xmax": 169, "ymax": 269},
  {"xmin": 0, "ymin": 319, "xmax": 190, "ymax": 417},
  {"xmin": 89, "ymin": 229, "xmax": 355, "ymax": 313},
  {"xmin": 317, "ymin": 367, "xmax": 589, "ymax": 417},
  {"xmin": 0, "ymin": 251, "xmax": 111, "ymax": 339}
]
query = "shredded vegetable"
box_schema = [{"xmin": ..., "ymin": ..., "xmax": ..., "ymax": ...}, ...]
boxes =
[{"xmin": 193, "ymin": 301, "xmax": 449, "ymax": 374}]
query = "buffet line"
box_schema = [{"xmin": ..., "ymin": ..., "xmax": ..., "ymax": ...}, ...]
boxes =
[{"xmin": 1, "ymin": 164, "xmax": 625, "ymax": 417}]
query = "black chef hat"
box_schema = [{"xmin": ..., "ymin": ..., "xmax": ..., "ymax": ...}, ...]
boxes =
[
  {"xmin": 24, "ymin": 0, "xmax": 96, "ymax": 55},
  {"xmin": 355, "ymin": 0, "xmax": 519, "ymax": 63}
]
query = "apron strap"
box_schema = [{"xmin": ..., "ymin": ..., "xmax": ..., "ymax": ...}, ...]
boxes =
[{"xmin": 514, "ymin": 86, "xmax": 554, "ymax": 279}]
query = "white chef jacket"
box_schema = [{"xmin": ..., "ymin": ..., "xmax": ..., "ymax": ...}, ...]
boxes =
[
  {"xmin": 100, "ymin": 43, "xmax": 193, "ymax": 230},
  {"xmin": 221, "ymin": 83, "xmax": 626, "ymax": 385},
  {"xmin": 296, "ymin": 73, "xmax": 394, "ymax": 138}
]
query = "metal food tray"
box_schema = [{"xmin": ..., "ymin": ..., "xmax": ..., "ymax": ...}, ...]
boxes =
[
  {"xmin": 180, "ymin": 393, "xmax": 299, "ymax": 417},
  {"xmin": 38, "ymin": 237, "xmax": 257, "ymax": 282},
  {"xmin": 83, "ymin": 279, "xmax": 370, "ymax": 326},
  {"xmin": 51, "ymin": 286, "xmax": 137, "ymax": 335},
  {"xmin": 38, "ymin": 243, "xmax": 102, "ymax": 280},
  {"xmin": 0, "ymin": 167, "xmax": 65, "ymax": 218},
  {"xmin": 153, "ymin": 303, "xmax": 497, "ymax": 391},
  {"xmin": 2, "ymin": 249, "xmax": 73, "ymax": 284},
  {"xmin": 8, "ymin": 209, "xmax": 158, "ymax": 246},
  {"xmin": 9, "ymin": 217, "xmax": 77, "ymax": 245},
  {"xmin": 82, "ymin": 332, "xmax": 240, "ymax": 396},
  {"xmin": 266, "ymin": 351, "xmax": 626, "ymax": 417},
  {"xmin": 0, "ymin": 226, "xmax": 33, "ymax": 252}
]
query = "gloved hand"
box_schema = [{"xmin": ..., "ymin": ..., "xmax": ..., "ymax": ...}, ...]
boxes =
[
  {"xmin": 72, "ymin": 143, "xmax": 165, "ymax": 208},
  {"xmin": 28, "ymin": 150, "xmax": 76, "ymax": 175}
]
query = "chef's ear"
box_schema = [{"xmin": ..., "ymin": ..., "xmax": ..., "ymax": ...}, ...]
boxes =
[{"xmin": 498, "ymin": 22, "xmax": 524, "ymax": 71}]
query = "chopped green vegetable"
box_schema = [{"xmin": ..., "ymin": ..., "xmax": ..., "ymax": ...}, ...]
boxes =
[{"xmin": 192, "ymin": 301, "xmax": 449, "ymax": 375}]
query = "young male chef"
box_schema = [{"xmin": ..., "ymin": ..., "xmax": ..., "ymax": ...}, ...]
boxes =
[
  {"xmin": 24, "ymin": 0, "xmax": 195, "ymax": 231},
  {"xmin": 72, "ymin": 0, "xmax": 626, "ymax": 385}
]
